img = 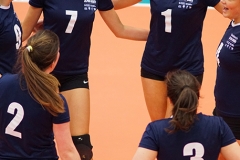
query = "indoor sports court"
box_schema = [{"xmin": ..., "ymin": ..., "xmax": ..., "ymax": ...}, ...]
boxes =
[{"xmin": 12, "ymin": 1, "xmax": 230, "ymax": 159}]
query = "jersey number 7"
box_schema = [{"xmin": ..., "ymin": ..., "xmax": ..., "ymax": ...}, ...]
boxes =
[{"xmin": 65, "ymin": 10, "xmax": 78, "ymax": 33}]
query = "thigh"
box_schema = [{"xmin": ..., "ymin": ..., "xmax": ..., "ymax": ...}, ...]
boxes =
[
  {"xmin": 141, "ymin": 69, "xmax": 167, "ymax": 121},
  {"xmin": 55, "ymin": 73, "xmax": 90, "ymax": 135},
  {"xmin": 61, "ymin": 88, "xmax": 90, "ymax": 135},
  {"xmin": 141, "ymin": 77, "xmax": 167, "ymax": 121}
]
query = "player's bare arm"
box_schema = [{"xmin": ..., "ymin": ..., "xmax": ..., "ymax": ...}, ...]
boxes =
[
  {"xmin": 112, "ymin": 0, "xmax": 141, "ymax": 10},
  {"xmin": 21, "ymin": 6, "xmax": 42, "ymax": 41},
  {"xmin": 99, "ymin": 9, "xmax": 149, "ymax": 41}
]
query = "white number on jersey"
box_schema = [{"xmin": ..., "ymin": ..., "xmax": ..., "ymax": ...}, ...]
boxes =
[
  {"xmin": 5, "ymin": 102, "xmax": 24, "ymax": 138},
  {"xmin": 216, "ymin": 42, "xmax": 223, "ymax": 67},
  {"xmin": 14, "ymin": 24, "xmax": 21, "ymax": 49},
  {"xmin": 183, "ymin": 142, "xmax": 204, "ymax": 160},
  {"xmin": 65, "ymin": 10, "xmax": 78, "ymax": 33},
  {"xmin": 161, "ymin": 9, "xmax": 172, "ymax": 33}
]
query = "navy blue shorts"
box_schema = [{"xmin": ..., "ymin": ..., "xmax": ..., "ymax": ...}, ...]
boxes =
[
  {"xmin": 141, "ymin": 68, "xmax": 203, "ymax": 85},
  {"xmin": 54, "ymin": 73, "xmax": 89, "ymax": 92}
]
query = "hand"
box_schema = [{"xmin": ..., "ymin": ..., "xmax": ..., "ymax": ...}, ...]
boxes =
[
  {"xmin": 33, "ymin": 20, "xmax": 44, "ymax": 33},
  {"xmin": 0, "ymin": 74, "xmax": 2, "ymax": 78}
]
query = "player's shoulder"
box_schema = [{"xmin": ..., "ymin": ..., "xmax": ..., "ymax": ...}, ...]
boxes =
[
  {"xmin": 0, "ymin": 3, "xmax": 14, "ymax": 28},
  {"xmin": 197, "ymin": 113, "xmax": 224, "ymax": 125},
  {"xmin": 0, "ymin": 74, "xmax": 18, "ymax": 85},
  {"xmin": 149, "ymin": 118, "xmax": 171, "ymax": 129}
]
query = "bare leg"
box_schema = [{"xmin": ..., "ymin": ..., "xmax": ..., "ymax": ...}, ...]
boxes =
[
  {"xmin": 61, "ymin": 88, "xmax": 90, "ymax": 135},
  {"xmin": 141, "ymin": 77, "xmax": 167, "ymax": 121},
  {"xmin": 61, "ymin": 88, "xmax": 92, "ymax": 160}
]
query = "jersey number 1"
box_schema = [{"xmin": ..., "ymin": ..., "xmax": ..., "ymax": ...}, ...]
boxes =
[{"xmin": 161, "ymin": 9, "xmax": 172, "ymax": 33}]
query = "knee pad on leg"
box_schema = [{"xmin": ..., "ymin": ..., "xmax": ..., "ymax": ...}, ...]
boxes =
[{"xmin": 72, "ymin": 134, "xmax": 93, "ymax": 160}]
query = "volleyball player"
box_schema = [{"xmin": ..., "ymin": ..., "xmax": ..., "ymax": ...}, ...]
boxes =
[
  {"xmin": 132, "ymin": 70, "xmax": 240, "ymax": 160},
  {"xmin": 125, "ymin": 0, "xmax": 223, "ymax": 121},
  {"xmin": 21, "ymin": 1, "xmax": 149, "ymax": 159},
  {"xmin": 0, "ymin": 0, "xmax": 22, "ymax": 75},
  {"xmin": 214, "ymin": 0, "xmax": 240, "ymax": 146},
  {"xmin": 0, "ymin": 30, "xmax": 80, "ymax": 160}
]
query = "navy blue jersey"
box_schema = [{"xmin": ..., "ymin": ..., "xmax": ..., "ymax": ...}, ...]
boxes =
[
  {"xmin": 214, "ymin": 21, "xmax": 240, "ymax": 117},
  {"xmin": 139, "ymin": 113, "xmax": 236, "ymax": 160},
  {"xmin": 141, "ymin": 0, "xmax": 219, "ymax": 77},
  {"xmin": 0, "ymin": 3, "xmax": 22, "ymax": 75},
  {"xmin": 0, "ymin": 74, "xmax": 70, "ymax": 159},
  {"xmin": 29, "ymin": 0, "xmax": 113, "ymax": 76}
]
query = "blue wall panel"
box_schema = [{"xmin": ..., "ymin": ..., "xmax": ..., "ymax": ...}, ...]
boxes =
[{"xmin": 140, "ymin": 0, "xmax": 150, "ymax": 3}]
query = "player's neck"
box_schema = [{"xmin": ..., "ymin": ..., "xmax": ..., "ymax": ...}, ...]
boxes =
[{"xmin": 0, "ymin": 0, "xmax": 12, "ymax": 7}]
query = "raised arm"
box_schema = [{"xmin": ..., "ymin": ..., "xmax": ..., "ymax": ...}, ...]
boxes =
[
  {"xmin": 214, "ymin": 1, "xmax": 223, "ymax": 14},
  {"xmin": 53, "ymin": 122, "xmax": 81, "ymax": 160},
  {"xmin": 112, "ymin": 0, "xmax": 141, "ymax": 10},
  {"xmin": 21, "ymin": 5, "xmax": 42, "ymax": 41},
  {"xmin": 99, "ymin": 9, "xmax": 149, "ymax": 41}
]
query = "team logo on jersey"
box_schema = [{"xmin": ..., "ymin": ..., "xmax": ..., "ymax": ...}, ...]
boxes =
[
  {"xmin": 178, "ymin": 0, "xmax": 193, "ymax": 9},
  {"xmin": 225, "ymin": 34, "xmax": 238, "ymax": 50},
  {"xmin": 84, "ymin": 0, "xmax": 96, "ymax": 11}
]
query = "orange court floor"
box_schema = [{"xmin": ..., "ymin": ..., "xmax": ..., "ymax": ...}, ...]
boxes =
[{"xmin": 13, "ymin": 2, "xmax": 230, "ymax": 160}]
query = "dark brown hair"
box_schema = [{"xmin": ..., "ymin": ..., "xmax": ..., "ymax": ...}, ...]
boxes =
[
  {"xmin": 16, "ymin": 30, "xmax": 64, "ymax": 116},
  {"xmin": 165, "ymin": 70, "xmax": 200, "ymax": 133}
]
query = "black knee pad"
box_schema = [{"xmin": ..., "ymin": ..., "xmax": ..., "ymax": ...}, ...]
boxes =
[{"xmin": 72, "ymin": 134, "xmax": 93, "ymax": 160}]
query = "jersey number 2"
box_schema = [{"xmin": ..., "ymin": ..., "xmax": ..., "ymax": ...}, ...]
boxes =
[
  {"xmin": 5, "ymin": 102, "xmax": 24, "ymax": 139},
  {"xmin": 161, "ymin": 9, "xmax": 172, "ymax": 33}
]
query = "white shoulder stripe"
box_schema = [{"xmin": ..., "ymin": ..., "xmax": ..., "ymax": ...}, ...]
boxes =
[{"xmin": 0, "ymin": 5, "xmax": 10, "ymax": 9}]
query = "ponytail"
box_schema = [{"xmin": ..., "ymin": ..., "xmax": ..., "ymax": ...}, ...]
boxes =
[
  {"xmin": 16, "ymin": 30, "xmax": 64, "ymax": 116},
  {"xmin": 165, "ymin": 70, "xmax": 200, "ymax": 133}
]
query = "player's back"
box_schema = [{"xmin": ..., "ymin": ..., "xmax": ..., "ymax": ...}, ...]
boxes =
[
  {"xmin": 0, "ymin": 74, "xmax": 58, "ymax": 159},
  {"xmin": 140, "ymin": 113, "xmax": 236, "ymax": 160}
]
